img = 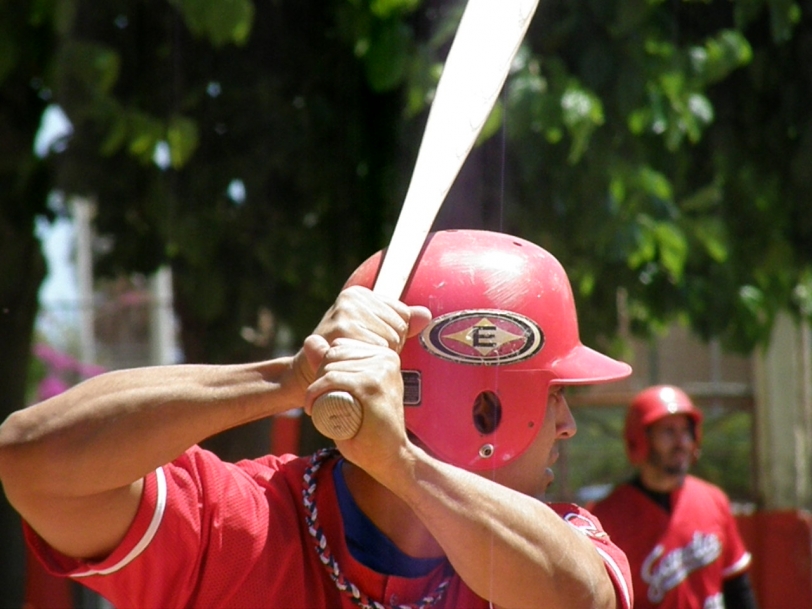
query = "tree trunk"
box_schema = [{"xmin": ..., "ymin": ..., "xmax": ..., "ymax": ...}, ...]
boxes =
[{"xmin": 0, "ymin": 221, "xmax": 46, "ymax": 607}]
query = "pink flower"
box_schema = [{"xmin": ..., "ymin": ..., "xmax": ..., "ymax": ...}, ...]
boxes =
[
  {"xmin": 37, "ymin": 375, "xmax": 70, "ymax": 401},
  {"xmin": 33, "ymin": 343, "xmax": 80, "ymax": 372}
]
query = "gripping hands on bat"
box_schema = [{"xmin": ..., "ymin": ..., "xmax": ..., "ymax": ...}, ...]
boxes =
[{"xmin": 302, "ymin": 288, "xmax": 431, "ymax": 441}]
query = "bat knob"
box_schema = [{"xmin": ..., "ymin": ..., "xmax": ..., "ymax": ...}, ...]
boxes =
[{"xmin": 311, "ymin": 390, "xmax": 363, "ymax": 440}]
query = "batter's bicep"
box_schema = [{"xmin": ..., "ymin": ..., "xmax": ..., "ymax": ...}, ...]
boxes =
[{"xmin": 14, "ymin": 479, "xmax": 143, "ymax": 560}]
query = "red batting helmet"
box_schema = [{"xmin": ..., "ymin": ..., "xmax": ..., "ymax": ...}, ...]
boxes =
[
  {"xmin": 344, "ymin": 229, "xmax": 632, "ymax": 471},
  {"xmin": 624, "ymin": 385, "xmax": 703, "ymax": 465}
]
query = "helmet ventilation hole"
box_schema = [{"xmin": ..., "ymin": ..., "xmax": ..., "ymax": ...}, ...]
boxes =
[
  {"xmin": 479, "ymin": 444, "xmax": 495, "ymax": 459},
  {"xmin": 472, "ymin": 390, "xmax": 502, "ymax": 434}
]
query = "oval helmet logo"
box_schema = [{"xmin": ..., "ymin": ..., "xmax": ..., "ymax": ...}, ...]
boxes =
[{"xmin": 420, "ymin": 309, "xmax": 544, "ymax": 365}]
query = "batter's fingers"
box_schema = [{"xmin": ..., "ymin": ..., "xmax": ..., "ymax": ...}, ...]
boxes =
[
  {"xmin": 317, "ymin": 338, "xmax": 388, "ymax": 369},
  {"xmin": 321, "ymin": 287, "xmax": 410, "ymax": 349},
  {"xmin": 337, "ymin": 288, "xmax": 432, "ymax": 351},
  {"xmin": 404, "ymin": 305, "xmax": 432, "ymax": 338},
  {"xmin": 302, "ymin": 335, "xmax": 330, "ymax": 375},
  {"xmin": 304, "ymin": 346, "xmax": 401, "ymax": 412}
]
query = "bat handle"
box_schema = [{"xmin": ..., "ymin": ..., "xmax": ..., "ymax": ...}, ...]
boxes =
[{"xmin": 311, "ymin": 390, "xmax": 363, "ymax": 440}]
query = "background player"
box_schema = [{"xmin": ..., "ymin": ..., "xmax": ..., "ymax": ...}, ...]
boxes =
[
  {"xmin": 591, "ymin": 384, "xmax": 759, "ymax": 609},
  {"xmin": 1, "ymin": 229, "xmax": 633, "ymax": 608}
]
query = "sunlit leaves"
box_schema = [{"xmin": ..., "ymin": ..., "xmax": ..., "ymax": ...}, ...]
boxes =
[
  {"xmin": 793, "ymin": 268, "xmax": 812, "ymax": 316},
  {"xmin": 126, "ymin": 111, "xmax": 163, "ymax": 160},
  {"xmin": 628, "ymin": 29, "xmax": 752, "ymax": 149},
  {"xmin": 477, "ymin": 102, "xmax": 504, "ymax": 145},
  {"xmin": 691, "ymin": 217, "xmax": 728, "ymax": 263},
  {"xmin": 738, "ymin": 285, "xmax": 766, "ymax": 322},
  {"xmin": 561, "ymin": 86, "xmax": 604, "ymax": 162},
  {"xmin": 403, "ymin": 46, "xmax": 439, "ymax": 117},
  {"xmin": 766, "ymin": 0, "xmax": 801, "ymax": 43},
  {"xmin": 60, "ymin": 40, "xmax": 120, "ymax": 94},
  {"xmin": 98, "ymin": 113, "xmax": 127, "ymax": 156},
  {"xmin": 652, "ymin": 221, "xmax": 688, "ymax": 282},
  {"xmin": 362, "ymin": 19, "xmax": 412, "ymax": 91},
  {"xmin": 690, "ymin": 30, "xmax": 753, "ymax": 85},
  {"xmin": 368, "ymin": 0, "xmax": 421, "ymax": 19},
  {"xmin": 506, "ymin": 57, "xmax": 603, "ymax": 161},
  {"xmin": 612, "ymin": 165, "xmax": 673, "ymax": 206},
  {"xmin": 337, "ymin": 1, "xmax": 423, "ymax": 93},
  {"xmin": 628, "ymin": 215, "xmax": 688, "ymax": 283},
  {"xmin": 167, "ymin": 115, "xmax": 200, "ymax": 169},
  {"xmin": 628, "ymin": 75, "xmax": 714, "ymax": 149},
  {"xmin": 733, "ymin": 0, "xmax": 800, "ymax": 42},
  {"xmin": 95, "ymin": 105, "xmax": 199, "ymax": 168},
  {"xmin": 168, "ymin": 0, "xmax": 254, "ymax": 47},
  {"xmin": 610, "ymin": 0, "xmax": 655, "ymax": 37}
]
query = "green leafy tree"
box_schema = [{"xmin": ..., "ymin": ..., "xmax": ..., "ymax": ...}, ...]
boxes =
[{"xmin": 499, "ymin": 0, "xmax": 811, "ymax": 355}]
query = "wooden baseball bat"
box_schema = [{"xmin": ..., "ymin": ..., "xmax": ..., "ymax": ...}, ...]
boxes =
[{"xmin": 311, "ymin": 0, "xmax": 540, "ymax": 440}]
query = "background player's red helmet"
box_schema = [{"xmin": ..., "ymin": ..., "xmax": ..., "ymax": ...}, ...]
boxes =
[
  {"xmin": 624, "ymin": 385, "xmax": 704, "ymax": 465},
  {"xmin": 344, "ymin": 229, "xmax": 632, "ymax": 471}
]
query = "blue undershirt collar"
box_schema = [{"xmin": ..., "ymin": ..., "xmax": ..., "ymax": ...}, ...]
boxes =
[{"xmin": 333, "ymin": 458, "xmax": 444, "ymax": 577}]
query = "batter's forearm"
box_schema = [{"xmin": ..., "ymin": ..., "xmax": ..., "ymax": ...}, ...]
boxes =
[
  {"xmin": 0, "ymin": 358, "xmax": 300, "ymax": 498},
  {"xmin": 383, "ymin": 450, "xmax": 615, "ymax": 609}
]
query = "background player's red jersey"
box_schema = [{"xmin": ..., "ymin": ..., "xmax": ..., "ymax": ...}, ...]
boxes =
[{"xmin": 593, "ymin": 475, "xmax": 751, "ymax": 609}]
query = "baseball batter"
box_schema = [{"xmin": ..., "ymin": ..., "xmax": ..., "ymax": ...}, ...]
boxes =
[
  {"xmin": 591, "ymin": 385, "xmax": 759, "ymax": 609},
  {"xmin": 2, "ymin": 230, "xmax": 634, "ymax": 608}
]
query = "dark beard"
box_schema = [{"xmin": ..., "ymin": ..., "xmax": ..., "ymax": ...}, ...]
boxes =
[
  {"xmin": 662, "ymin": 462, "xmax": 689, "ymax": 477},
  {"xmin": 651, "ymin": 449, "xmax": 690, "ymax": 478}
]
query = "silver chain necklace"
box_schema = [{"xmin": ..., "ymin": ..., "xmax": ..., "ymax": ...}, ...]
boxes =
[{"xmin": 303, "ymin": 448, "xmax": 453, "ymax": 609}]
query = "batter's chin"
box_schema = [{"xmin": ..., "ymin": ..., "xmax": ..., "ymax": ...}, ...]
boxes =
[{"xmin": 533, "ymin": 469, "xmax": 555, "ymax": 501}]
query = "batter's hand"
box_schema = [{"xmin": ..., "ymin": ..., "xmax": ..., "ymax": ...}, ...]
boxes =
[
  {"xmin": 292, "ymin": 286, "xmax": 430, "ymax": 393},
  {"xmin": 303, "ymin": 335, "xmax": 410, "ymax": 470}
]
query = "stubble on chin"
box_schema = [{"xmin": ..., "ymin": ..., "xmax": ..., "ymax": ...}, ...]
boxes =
[{"xmin": 660, "ymin": 450, "xmax": 691, "ymax": 478}]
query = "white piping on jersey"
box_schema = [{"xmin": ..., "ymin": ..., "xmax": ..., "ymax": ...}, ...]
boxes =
[
  {"xmin": 562, "ymin": 513, "xmax": 632, "ymax": 609},
  {"xmin": 595, "ymin": 546, "xmax": 633, "ymax": 609},
  {"xmin": 72, "ymin": 467, "xmax": 167, "ymax": 578},
  {"xmin": 722, "ymin": 551, "xmax": 752, "ymax": 578}
]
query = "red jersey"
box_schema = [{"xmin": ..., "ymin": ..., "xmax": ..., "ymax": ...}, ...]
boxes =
[
  {"xmin": 591, "ymin": 476, "xmax": 752, "ymax": 609},
  {"xmin": 26, "ymin": 447, "xmax": 633, "ymax": 608}
]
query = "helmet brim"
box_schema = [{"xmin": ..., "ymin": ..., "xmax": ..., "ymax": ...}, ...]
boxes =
[{"xmin": 550, "ymin": 344, "xmax": 632, "ymax": 385}]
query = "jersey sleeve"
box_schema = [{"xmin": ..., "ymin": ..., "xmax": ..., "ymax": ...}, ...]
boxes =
[
  {"xmin": 549, "ymin": 503, "xmax": 634, "ymax": 609},
  {"xmin": 713, "ymin": 487, "xmax": 752, "ymax": 578},
  {"xmin": 24, "ymin": 446, "xmax": 295, "ymax": 608}
]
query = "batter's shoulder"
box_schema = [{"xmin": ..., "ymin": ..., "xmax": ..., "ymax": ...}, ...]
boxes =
[
  {"xmin": 172, "ymin": 445, "xmax": 318, "ymax": 494},
  {"xmin": 548, "ymin": 503, "xmax": 615, "ymax": 542}
]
